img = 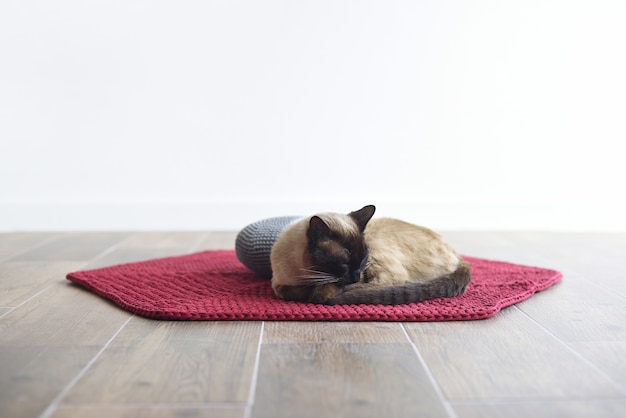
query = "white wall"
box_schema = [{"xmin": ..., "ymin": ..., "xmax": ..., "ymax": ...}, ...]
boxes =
[{"xmin": 1, "ymin": 0, "xmax": 625, "ymax": 231}]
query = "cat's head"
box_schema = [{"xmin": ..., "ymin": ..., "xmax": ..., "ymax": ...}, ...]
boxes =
[{"xmin": 304, "ymin": 204, "xmax": 376, "ymax": 287}]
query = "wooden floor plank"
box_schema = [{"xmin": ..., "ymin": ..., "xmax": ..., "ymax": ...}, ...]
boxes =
[
  {"xmin": 51, "ymin": 406, "xmax": 245, "ymax": 418},
  {"xmin": 263, "ymin": 322, "xmax": 407, "ymax": 344},
  {"xmin": 62, "ymin": 319, "xmax": 261, "ymax": 405},
  {"xmin": 83, "ymin": 248, "xmax": 198, "ymax": 270},
  {"xmin": 0, "ymin": 277, "xmax": 131, "ymax": 418},
  {"xmin": 9, "ymin": 232, "xmax": 132, "ymax": 262},
  {"xmin": 440, "ymin": 231, "xmax": 520, "ymax": 261},
  {"xmin": 193, "ymin": 232, "xmax": 237, "ymax": 251},
  {"xmin": 441, "ymin": 231, "xmax": 558, "ymax": 269},
  {"xmin": 0, "ymin": 281, "xmax": 131, "ymax": 346},
  {"xmin": 0, "ymin": 261, "xmax": 84, "ymax": 307},
  {"xmin": 404, "ymin": 307, "xmax": 624, "ymax": 401},
  {"xmin": 78, "ymin": 231, "xmax": 211, "ymax": 269},
  {"xmin": 512, "ymin": 232, "xmax": 626, "ymax": 297},
  {"xmin": 251, "ymin": 343, "xmax": 450, "ymax": 418},
  {"xmin": 453, "ymin": 400, "xmax": 626, "ymax": 418},
  {"xmin": 516, "ymin": 274, "xmax": 626, "ymax": 342},
  {"xmin": 115, "ymin": 232, "xmax": 208, "ymax": 250},
  {"xmin": 0, "ymin": 346, "xmax": 103, "ymax": 418},
  {"xmin": 570, "ymin": 341, "xmax": 626, "ymax": 388},
  {"xmin": 0, "ymin": 232, "xmax": 62, "ymax": 262}
]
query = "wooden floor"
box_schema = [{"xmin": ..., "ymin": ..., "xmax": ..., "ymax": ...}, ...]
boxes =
[{"xmin": 1, "ymin": 231, "xmax": 625, "ymax": 418}]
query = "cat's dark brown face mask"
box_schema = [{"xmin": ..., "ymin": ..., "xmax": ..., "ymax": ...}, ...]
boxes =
[
  {"xmin": 305, "ymin": 205, "xmax": 375, "ymax": 287},
  {"xmin": 307, "ymin": 233, "xmax": 369, "ymax": 286}
]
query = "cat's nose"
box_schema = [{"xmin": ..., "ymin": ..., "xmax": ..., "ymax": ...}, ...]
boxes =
[{"xmin": 351, "ymin": 270, "xmax": 362, "ymax": 283}]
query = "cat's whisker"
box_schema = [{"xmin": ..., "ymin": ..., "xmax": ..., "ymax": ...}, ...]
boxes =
[
  {"xmin": 296, "ymin": 269, "xmax": 340, "ymax": 285},
  {"xmin": 297, "ymin": 277, "xmax": 339, "ymax": 284},
  {"xmin": 298, "ymin": 268, "xmax": 328, "ymax": 274},
  {"xmin": 296, "ymin": 273, "xmax": 336, "ymax": 280},
  {"xmin": 298, "ymin": 268, "xmax": 332, "ymax": 277},
  {"xmin": 298, "ymin": 279, "xmax": 340, "ymax": 287},
  {"xmin": 297, "ymin": 274, "xmax": 336, "ymax": 279}
]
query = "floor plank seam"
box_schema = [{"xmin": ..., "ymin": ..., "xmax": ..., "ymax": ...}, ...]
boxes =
[
  {"xmin": 38, "ymin": 315, "xmax": 135, "ymax": 418},
  {"xmin": 86, "ymin": 241, "xmax": 124, "ymax": 266},
  {"xmin": 244, "ymin": 321, "xmax": 265, "ymax": 418},
  {"xmin": 513, "ymin": 306, "xmax": 626, "ymax": 394},
  {"xmin": 0, "ymin": 284, "xmax": 54, "ymax": 320},
  {"xmin": 400, "ymin": 323, "xmax": 459, "ymax": 418},
  {"xmin": 0, "ymin": 308, "xmax": 14, "ymax": 319},
  {"xmin": 450, "ymin": 396, "xmax": 626, "ymax": 405},
  {"xmin": 55, "ymin": 402, "xmax": 248, "ymax": 409}
]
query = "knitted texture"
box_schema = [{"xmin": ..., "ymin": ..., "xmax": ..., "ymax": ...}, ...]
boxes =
[
  {"xmin": 66, "ymin": 250, "xmax": 562, "ymax": 321},
  {"xmin": 235, "ymin": 216, "xmax": 301, "ymax": 279}
]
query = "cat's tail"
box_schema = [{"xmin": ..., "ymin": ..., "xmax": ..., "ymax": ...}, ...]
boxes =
[{"xmin": 324, "ymin": 260, "xmax": 472, "ymax": 306}]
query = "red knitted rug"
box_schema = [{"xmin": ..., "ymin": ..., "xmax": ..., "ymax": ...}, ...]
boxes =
[{"xmin": 66, "ymin": 250, "xmax": 561, "ymax": 321}]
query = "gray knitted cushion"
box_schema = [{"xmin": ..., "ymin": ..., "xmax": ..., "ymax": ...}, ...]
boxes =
[{"xmin": 235, "ymin": 216, "xmax": 301, "ymax": 279}]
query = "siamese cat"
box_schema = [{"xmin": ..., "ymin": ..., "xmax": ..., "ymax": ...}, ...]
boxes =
[{"xmin": 270, "ymin": 205, "xmax": 471, "ymax": 305}]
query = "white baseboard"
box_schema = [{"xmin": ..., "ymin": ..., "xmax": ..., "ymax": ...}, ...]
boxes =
[{"xmin": 0, "ymin": 199, "xmax": 622, "ymax": 232}]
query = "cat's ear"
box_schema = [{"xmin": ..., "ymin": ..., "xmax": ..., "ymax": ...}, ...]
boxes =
[
  {"xmin": 307, "ymin": 215, "xmax": 332, "ymax": 242},
  {"xmin": 349, "ymin": 205, "xmax": 376, "ymax": 232}
]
